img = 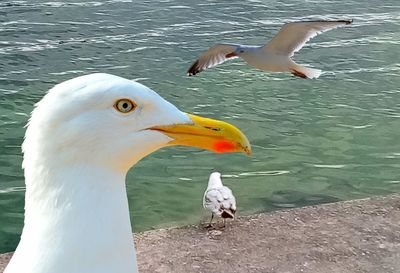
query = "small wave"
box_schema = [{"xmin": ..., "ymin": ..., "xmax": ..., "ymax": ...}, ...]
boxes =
[
  {"xmin": 168, "ymin": 5, "xmax": 191, "ymax": 9},
  {"xmin": 384, "ymin": 153, "xmax": 400, "ymax": 159},
  {"xmin": 42, "ymin": 1, "xmax": 104, "ymax": 8},
  {"xmin": 58, "ymin": 21, "xmax": 96, "ymax": 26},
  {"xmin": 0, "ymin": 186, "xmax": 25, "ymax": 194},
  {"xmin": 0, "ymin": 1, "xmax": 106, "ymax": 8},
  {"xmin": 121, "ymin": 46, "xmax": 158, "ymax": 53},
  {"xmin": 223, "ymin": 170, "xmax": 290, "ymax": 178},
  {"xmin": 132, "ymin": 77, "xmax": 150, "ymax": 82},
  {"xmin": 313, "ymin": 164, "xmax": 346, "ymax": 169},
  {"xmin": 338, "ymin": 124, "xmax": 373, "ymax": 129},
  {"xmin": 1, "ymin": 20, "xmax": 57, "ymax": 26},
  {"xmin": 334, "ymin": 104, "xmax": 368, "ymax": 111},
  {"xmin": 348, "ymin": 11, "xmax": 400, "ymax": 23},
  {"xmin": 49, "ymin": 70, "xmax": 85, "ymax": 76},
  {"xmin": 178, "ymin": 177, "xmax": 192, "ymax": 181},
  {"xmin": 384, "ymin": 180, "xmax": 400, "ymax": 184}
]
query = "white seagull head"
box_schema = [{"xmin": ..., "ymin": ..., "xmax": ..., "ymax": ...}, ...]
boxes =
[{"xmin": 23, "ymin": 73, "xmax": 251, "ymax": 174}]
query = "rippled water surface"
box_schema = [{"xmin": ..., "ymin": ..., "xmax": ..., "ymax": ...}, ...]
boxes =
[{"xmin": 1, "ymin": 0, "xmax": 400, "ymax": 252}]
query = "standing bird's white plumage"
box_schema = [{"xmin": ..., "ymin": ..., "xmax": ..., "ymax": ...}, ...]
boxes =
[
  {"xmin": 203, "ymin": 172, "xmax": 236, "ymax": 226},
  {"xmin": 4, "ymin": 73, "xmax": 251, "ymax": 273},
  {"xmin": 187, "ymin": 20, "xmax": 353, "ymax": 79}
]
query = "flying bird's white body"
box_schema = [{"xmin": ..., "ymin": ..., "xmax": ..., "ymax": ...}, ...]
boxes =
[
  {"xmin": 4, "ymin": 73, "xmax": 250, "ymax": 273},
  {"xmin": 187, "ymin": 20, "xmax": 353, "ymax": 79},
  {"xmin": 239, "ymin": 48, "xmax": 295, "ymax": 71},
  {"xmin": 203, "ymin": 172, "xmax": 236, "ymax": 223}
]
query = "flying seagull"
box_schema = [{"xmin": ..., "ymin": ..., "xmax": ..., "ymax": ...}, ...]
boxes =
[
  {"xmin": 187, "ymin": 19, "xmax": 353, "ymax": 79},
  {"xmin": 4, "ymin": 73, "xmax": 251, "ymax": 273},
  {"xmin": 203, "ymin": 172, "xmax": 237, "ymax": 227}
]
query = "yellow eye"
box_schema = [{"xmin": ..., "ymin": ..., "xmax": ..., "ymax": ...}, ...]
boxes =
[{"xmin": 114, "ymin": 99, "xmax": 136, "ymax": 113}]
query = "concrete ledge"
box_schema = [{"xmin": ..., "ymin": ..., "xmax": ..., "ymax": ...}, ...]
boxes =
[{"xmin": 1, "ymin": 194, "xmax": 400, "ymax": 273}]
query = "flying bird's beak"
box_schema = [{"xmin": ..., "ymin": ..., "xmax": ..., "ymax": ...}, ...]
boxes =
[{"xmin": 150, "ymin": 113, "xmax": 251, "ymax": 156}]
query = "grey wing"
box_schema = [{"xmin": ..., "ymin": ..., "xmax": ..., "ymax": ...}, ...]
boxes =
[
  {"xmin": 220, "ymin": 186, "xmax": 236, "ymax": 212},
  {"xmin": 263, "ymin": 20, "xmax": 353, "ymax": 57},
  {"xmin": 203, "ymin": 188, "xmax": 224, "ymax": 214},
  {"xmin": 187, "ymin": 43, "xmax": 239, "ymax": 76}
]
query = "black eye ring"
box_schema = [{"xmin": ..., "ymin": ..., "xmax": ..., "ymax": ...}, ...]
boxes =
[{"xmin": 114, "ymin": 99, "xmax": 136, "ymax": 113}]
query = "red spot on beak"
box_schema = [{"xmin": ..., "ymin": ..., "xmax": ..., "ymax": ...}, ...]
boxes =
[
  {"xmin": 225, "ymin": 52, "xmax": 237, "ymax": 58},
  {"xmin": 214, "ymin": 141, "xmax": 236, "ymax": 153}
]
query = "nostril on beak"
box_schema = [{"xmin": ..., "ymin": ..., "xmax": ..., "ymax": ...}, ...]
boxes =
[{"xmin": 204, "ymin": 126, "xmax": 221, "ymax": 132}]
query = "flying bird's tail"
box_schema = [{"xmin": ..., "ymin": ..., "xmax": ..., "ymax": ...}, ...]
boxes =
[{"xmin": 290, "ymin": 62, "xmax": 322, "ymax": 79}]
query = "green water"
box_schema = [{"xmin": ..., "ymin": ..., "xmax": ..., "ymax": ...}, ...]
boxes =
[{"xmin": 1, "ymin": 0, "xmax": 400, "ymax": 253}]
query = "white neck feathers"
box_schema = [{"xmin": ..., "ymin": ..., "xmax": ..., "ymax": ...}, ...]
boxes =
[
  {"xmin": 207, "ymin": 172, "xmax": 223, "ymax": 189},
  {"xmin": 6, "ymin": 153, "xmax": 138, "ymax": 273}
]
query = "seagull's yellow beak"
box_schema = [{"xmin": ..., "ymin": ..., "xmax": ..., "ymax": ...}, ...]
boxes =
[{"xmin": 150, "ymin": 113, "xmax": 251, "ymax": 156}]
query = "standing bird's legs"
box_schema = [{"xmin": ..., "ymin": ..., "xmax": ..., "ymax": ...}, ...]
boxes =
[{"xmin": 205, "ymin": 213, "xmax": 214, "ymax": 228}]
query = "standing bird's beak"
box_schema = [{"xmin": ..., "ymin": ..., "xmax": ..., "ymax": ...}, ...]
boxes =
[{"xmin": 150, "ymin": 113, "xmax": 251, "ymax": 156}]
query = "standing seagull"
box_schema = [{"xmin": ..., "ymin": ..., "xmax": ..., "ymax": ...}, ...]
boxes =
[
  {"xmin": 187, "ymin": 19, "xmax": 353, "ymax": 79},
  {"xmin": 203, "ymin": 172, "xmax": 236, "ymax": 227}
]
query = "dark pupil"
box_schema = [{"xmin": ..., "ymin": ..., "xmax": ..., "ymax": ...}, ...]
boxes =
[{"xmin": 122, "ymin": 102, "xmax": 129, "ymax": 109}]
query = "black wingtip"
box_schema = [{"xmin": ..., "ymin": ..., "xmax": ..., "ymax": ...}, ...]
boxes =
[
  {"xmin": 221, "ymin": 209, "xmax": 235, "ymax": 219},
  {"xmin": 298, "ymin": 19, "xmax": 353, "ymax": 25},
  {"xmin": 339, "ymin": 19, "xmax": 353, "ymax": 25},
  {"xmin": 187, "ymin": 60, "xmax": 201, "ymax": 76}
]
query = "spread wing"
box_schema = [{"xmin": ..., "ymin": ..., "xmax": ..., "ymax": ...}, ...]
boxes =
[
  {"xmin": 263, "ymin": 20, "xmax": 353, "ymax": 57},
  {"xmin": 187, "ymin": 43, "xmax": 239, "ymax": 76}
]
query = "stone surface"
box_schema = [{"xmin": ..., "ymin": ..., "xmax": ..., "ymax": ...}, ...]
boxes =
[{"xmin": 1, "ymin": 194, "xmax": 400, "ymax": 273}]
